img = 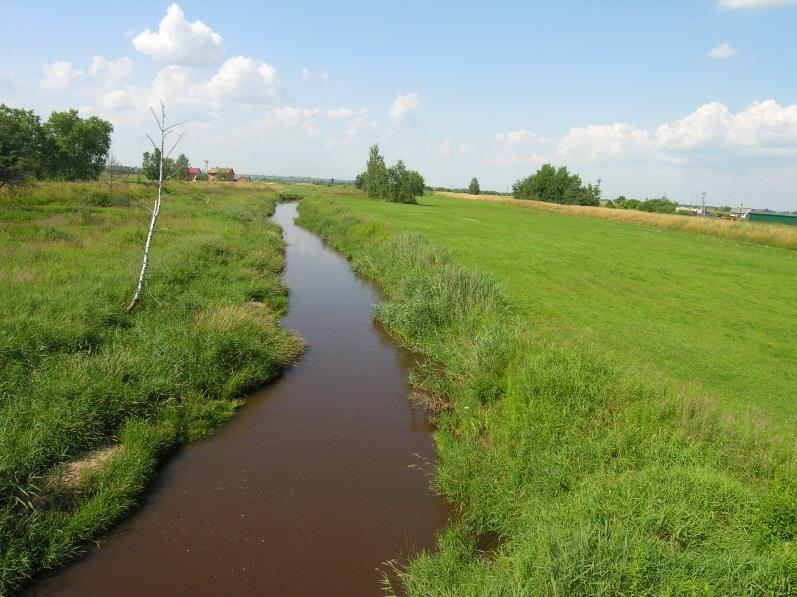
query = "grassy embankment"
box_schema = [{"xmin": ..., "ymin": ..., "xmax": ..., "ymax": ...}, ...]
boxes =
[
  {"xmin": 296, "ymin": 187, "xmax": 797, "ymax": 431},
  {"xmin": 0, "ymin": 181, "xmax": 302, "ymax": 594},
  {"xmin": 439, "ymin": 191, "xmax": 797, "ymax": 251},
  {"xmin": 297, "ymin": 189, "xmax": 797, "ymax": 595}
]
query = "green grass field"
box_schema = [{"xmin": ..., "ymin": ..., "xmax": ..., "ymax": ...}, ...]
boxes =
[
  {"xmin": 296, "ymin": 186, "xmax": 797, "ymax": 433},
  {"xmin": 0, "ymin": 181, "xmax": 302, "ymax": 593},
  {"xmin": 297, "ymin": 189, "xmax": 797, "ymax": 595}
]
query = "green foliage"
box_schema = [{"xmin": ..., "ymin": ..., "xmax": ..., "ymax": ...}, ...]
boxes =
[
  {"xmin": 0, "ymin": 104, "xmax": 112, "ymax": 186},
  {"xmin": 0, "ymin": 104, "xmax": 46, "ymax": 187},
  {"xmin": 612, "ymin": 195, "xmax": 677, "ymax": 213},
  {"xmin": 468, "ymin": 177, "xmax": 480, "ymax": 195},
  {"xmin": 357, "ymin": 144, "xmax": 424, "ymax": 203},
  {"xmin": 297, "ymin": 193, "xmax": 797, "ymax": 595},
  {"xmin": 41, "ymin": 110, "xmax": 113, "ymax": 181},
  {"xmin": 142, "ymin": 150, "xmax": 191, "ymax": 181},
  {"xmin": 512, "ymin": 163, "xmax": 600, "ymax": 205},
  {"xmin": 0, "ymin": 181, "xmax": 302, "ymax": 593}
]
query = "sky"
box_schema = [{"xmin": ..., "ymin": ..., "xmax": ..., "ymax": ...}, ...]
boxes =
[{"xmin": 2, "ymin": 0, "xmax": 797, "ymax": 209}]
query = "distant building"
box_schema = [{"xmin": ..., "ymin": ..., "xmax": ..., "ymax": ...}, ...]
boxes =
[
  {"xmin": 676, "ymin": 205, "xmax": 701, "ymax": 215},
  {"xmin": 747, "ymin": 210, "xmax": 797, "ymax": 226},
  {"xmin": 729, "ymin": 207, "xmax": 753, "ymax": 220},
  {"xmin": 234, "ymin": 174, "xmax": 252, "ymax": 182},
  {"xmin": 184, "ymin": 167, "xmax": 202, "ymax": 181},
  {"xmin": 208, "ymin": 167, "xmax": 235, "ymax": 181}
]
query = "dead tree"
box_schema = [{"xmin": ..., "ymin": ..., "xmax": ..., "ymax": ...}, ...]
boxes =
[{"xmin": 126, "ymin": 102, "xmax": 183, "ymax": 312}]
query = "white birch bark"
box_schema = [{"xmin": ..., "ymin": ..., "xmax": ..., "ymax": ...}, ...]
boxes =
[{"xmin": 126, "ymin": 102, "xmax": 180, "ymax": 312}]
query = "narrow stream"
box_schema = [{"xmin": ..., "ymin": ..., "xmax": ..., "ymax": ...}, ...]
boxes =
[{"xmin": 33, "ymin": 202, "xmax": 448, "ymax": 596}]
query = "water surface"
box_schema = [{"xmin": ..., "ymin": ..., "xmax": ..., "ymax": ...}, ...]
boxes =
[{"xmin": 34, "ymin": 201, "xmax": 447, "ymax": 596}]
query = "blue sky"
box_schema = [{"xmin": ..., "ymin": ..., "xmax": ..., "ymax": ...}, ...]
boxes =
[{"xmin": 2, "ymin": 0, "xmax": 796, "ymax": 208}]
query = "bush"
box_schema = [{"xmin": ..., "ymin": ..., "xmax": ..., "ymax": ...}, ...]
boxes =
[{"xmin": 513, "ymin": 164, "xmax": 600, "ymax": 206}]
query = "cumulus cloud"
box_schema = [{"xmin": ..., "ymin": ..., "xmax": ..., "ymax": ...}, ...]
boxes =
[
  {"xmin": 40, "ymin": 61, "xmax": 84, "ymax": 90},
  {"xmin": 708, "ymin": 43, "xmax": 739, "ymax": 60},
  {"xmin": 205, "ymin": 56, "xmax": 279, "ymax": 104},
  {"xmin": 716, "ymin": 0, "xmax": 797, "ymax": 9},
  {"xmin": 556, "ymin": 100, "xmax": 797, "ymax": 163},
  {"xmin": 273, "ymin": 106, "xmax": 321, "ymax": 137},
  {"xmin": 133, "ymin": 3, "xmax": 224, "ymax": 66},
  {"xmin": 388, "ymin": 93, "xmax": 420, "ymax": 124},
  {"xmin": 89, "ymin": 56, "xmax": 134, "ymax": 83},
  {"xmin": 657, "ymin": 99, "xmax": 797, "ymax": 152},
  {"xmin": 300, "ymin": 67, "xmax": 331, "ymax": 83},
  {"xmin": 559, "ymin": 124, "xmax": 653, "ymax": 160}
]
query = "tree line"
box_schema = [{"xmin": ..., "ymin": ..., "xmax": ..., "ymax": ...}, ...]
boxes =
[
  {"xmin": 608, "ymin": 196, "xmax": 677, "ymax": 214},
  {"xmin": 141, "ymin": 149, "xmax": 194, "ymax": 181},
  {"xmin": 0, "ymin": 104, "xmax": 113, "ymax": 188},
  {"xmin": 354, "ymin": 144, "xmax": 425, "ymax": 203}
]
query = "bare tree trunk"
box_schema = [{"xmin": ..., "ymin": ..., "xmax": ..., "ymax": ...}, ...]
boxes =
[{"xmin": 126, "ymin": 102, "xmax": 181, "ymax": 312}]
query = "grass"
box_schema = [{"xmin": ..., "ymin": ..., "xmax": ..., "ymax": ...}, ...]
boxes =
[
  {"xmin": 439, "ymin": 191, "xmax": 797, "ymax": 251},
  {"xmin": 0, "ymin": 180, "xmax": 303, "ymax": 594},
  {"xmin": 297, "ymin": 191, "xmax": 797, "ymax": 595},
  {"xmin": 292, "ymin": 186, "xmax": 797, "ymax": 434}
]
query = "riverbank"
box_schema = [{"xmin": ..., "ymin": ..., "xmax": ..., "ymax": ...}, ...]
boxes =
[
  {"xmin": 0, "ymin": 181, "xmax": 303, "ymax": 594},
  {"xmin": 297, "ymin": 194, "xmax": 797, "ymax": 594},
  {"xmin": 31, "ymin": 201, "xmax": 446, "ymax": 596}
]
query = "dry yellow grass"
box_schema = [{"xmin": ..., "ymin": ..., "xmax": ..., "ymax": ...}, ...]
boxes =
[{"xmin": 438, "ymin": 192, "xmax": 797, "ymax": 250}]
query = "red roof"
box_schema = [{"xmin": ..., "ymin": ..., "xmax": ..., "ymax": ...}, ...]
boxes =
[{"xmin": 185, "ymin": 167, "xmax": 201, "ymax": 175}]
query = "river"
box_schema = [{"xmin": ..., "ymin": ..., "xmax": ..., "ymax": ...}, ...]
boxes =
[{"xmin": 32, "ymin": 201, "xmax": 447, "ymax": 596}]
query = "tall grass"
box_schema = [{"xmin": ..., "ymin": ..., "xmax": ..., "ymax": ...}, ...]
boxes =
[
  {"xmin": 0, "ymin": 181, "xmax": 302, "ymax": 594},
  {"xmin": 438, "ymin": 191, "xmax": 797, "ymax": 251},
  {"xmin": 298, "ymin": 195, "xmax": 797, "ymax": 595}
]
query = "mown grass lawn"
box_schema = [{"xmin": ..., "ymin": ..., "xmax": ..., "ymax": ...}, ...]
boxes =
[{"xmin": 296, "ymin": 186, "xmax": 797, "ymax": 433}]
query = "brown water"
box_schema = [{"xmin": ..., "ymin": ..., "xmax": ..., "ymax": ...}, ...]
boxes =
[{"xmin": 32, "ymin": 202, "xmax": 448, "ymax": 596}]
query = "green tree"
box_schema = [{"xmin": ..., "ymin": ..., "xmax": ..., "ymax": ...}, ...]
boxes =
[
  {"xmin": 512, "ymin": 164, "xmax": 599, "ymax": 206},
  {"xmin": 142, "ymin": 150, "xmax": 190, "ymax": 181},
  {"xmin": 142, "ymin": 149, "xmax": 161, "ymax": 180},
  {"xmin": 356, "ymin": 144, "xmax": 424, "ymax": 203},
  {"xmin": 173, "ymin": 153, "xmax": 190, "ymax": 180},
  {"xmin": 364, "ymin": 143, "xmax": 388, "ymax": 199},
  {"xmin": 468, "ymin": 177, "xmax": 481, "ymax": 195},
  {"xmin": 0, "ymin": 104, "xmax": 44, "ymax": 187},
  {"xmin": 408, "ymin": 169, "xmax": 425, "ymax": 198},
  {"xmin": 41, "ymin": 109, "xmax": 113, "ymax": 180}
]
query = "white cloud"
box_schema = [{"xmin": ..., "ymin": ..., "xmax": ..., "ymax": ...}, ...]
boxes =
[
  {"xmin": 388, "ymin": 93, "xmax": 420, "ymax": 124},
  {"xmin": 655, "ymin": 101, "xmax": 731, "ymax": 149},
  {"xmin": 325, "ymin": 107, "xmax": 354, "ymax": 120},
  {"xmin": 133, "ymin": 3, "xmax": 224, "ymax": 66},
  {"xmin": 708, "ymin": 43, "xmax": 739, "ymax": 60},
  {"xmin": 555, "ymin": 100, "xmax": 797, "ymax": 163},
  {"xmin": 273, "ymin": 106, "xmax": 321, "ymax": 137},
  {"xmin": 40, "ymin": 61, "xmax": 84, "ymax": 90},
  {"xmin": 345, "ymin": 110, "xmax": 382, "ymax": 141},
  {"xmin": 658, "ymin": 99, "xmax": 797, "ymax": 152},
  {"xmin": 495, "ymin": 128, "xmax": 548, "ymax": 146},
  {"xmin": 716, "ymin": 0, "xmax": 797, "ymax": 9},
  {"xmin": 559, "ymin": 123, "xmax": 653, "ymax": 160},
  {"xmin": 89, "ymin": 56, "xmax": 134, "ymax": 83},
  {"xmin": 206, "ymin": 56, "xmax": 279, "ymax": 104},
  {"xmin": 300, "ymin": 67, "xmax": 331, "ymax": 83},
  {"xmin": 91, "ymin": 57, "xmax": 280, "ymax": 126}
]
